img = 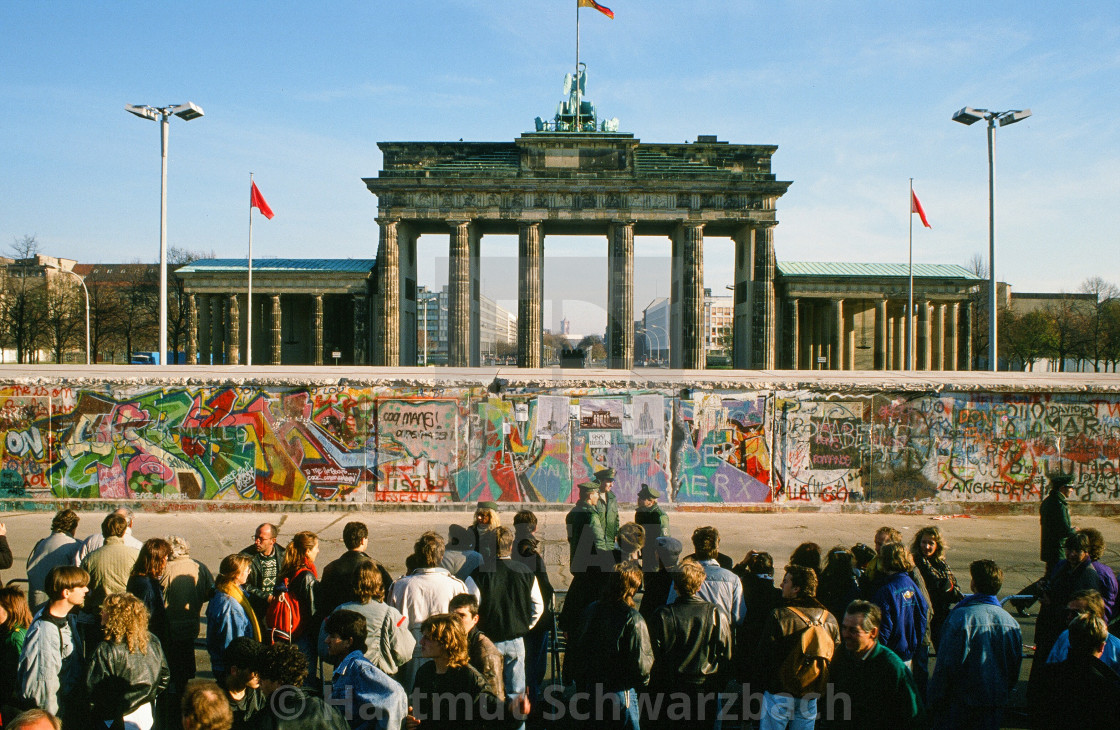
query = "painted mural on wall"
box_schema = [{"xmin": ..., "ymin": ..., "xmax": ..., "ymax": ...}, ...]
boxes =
[{"xmin": 1, "ymin": 382, "xmax": 1118, "ymax": 504}]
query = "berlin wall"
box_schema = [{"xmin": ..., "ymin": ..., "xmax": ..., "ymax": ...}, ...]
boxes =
[{"xmin": 2, "ymin": 366, "xmax": 1119, "ymax": 510}]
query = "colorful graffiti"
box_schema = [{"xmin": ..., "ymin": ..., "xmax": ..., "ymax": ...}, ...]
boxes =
[{"xmin": 1, "ymin": 382, "xmax": 1118, "ymax": 504}]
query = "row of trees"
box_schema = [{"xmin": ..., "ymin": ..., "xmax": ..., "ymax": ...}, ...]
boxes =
[
  {"xmin": 1000, "ymin": 277, "xmax": 1120, "ymax": 372},
  {"xmin": 0, "ymin": 236, "xmax": 211, "ymax": 364}
]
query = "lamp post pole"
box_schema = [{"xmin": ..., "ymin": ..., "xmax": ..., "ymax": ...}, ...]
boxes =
[
  {"xmin": 953, "ymin": 106, "xmax": 1031, "ymax": 372},
  {"xmin": 126, "ymin": 102, "xmax": 204, "ymax": 365}
]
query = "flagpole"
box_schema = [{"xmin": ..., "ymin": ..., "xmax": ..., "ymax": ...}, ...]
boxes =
[
  {"xmin": 575, "ymin": 0, "xmax": 581, "ymax": 132},
  {"xmin": 247, "ymin": 172, "xmax": 254, "ymax": 367},
  {"xmin": 907, "ymin": 178, "xmax": 914, "ymax": 372}
]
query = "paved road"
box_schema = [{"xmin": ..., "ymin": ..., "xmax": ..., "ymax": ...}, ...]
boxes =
[{"xmin": 2, "ymin": 508, "xmax": 1116, "ymax": 728}]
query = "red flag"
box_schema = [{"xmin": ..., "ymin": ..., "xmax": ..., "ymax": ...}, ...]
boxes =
[
  {"xmin": 911, "ymin": 189, "xmax": 931, "ymax": 228},
  {"xmin": 251, "ymin": 181, "xmax": 274, "ymax": 220},
  {"xmin": 579, "ymin": 0, "xmax": 614, "ymax": 19}
]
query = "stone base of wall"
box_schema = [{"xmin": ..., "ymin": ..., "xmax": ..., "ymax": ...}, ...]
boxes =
[{"xmin": 3, "ymin": 498, "xmax": 1118, "ymax": 517}]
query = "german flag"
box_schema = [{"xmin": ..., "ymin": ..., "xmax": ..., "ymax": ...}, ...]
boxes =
[{"xmin": 579, "ymin": 0, "xmax": 614, "ymax": 19}]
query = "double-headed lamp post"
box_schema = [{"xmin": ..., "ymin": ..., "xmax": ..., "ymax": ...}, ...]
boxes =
[
  {"xmin": 952, "ymin": 106, "xmax": 1031, "ymax": 372},
  {"xmin": 44, "ymin": 264, "xmax": 90, "ymax": 365},
  {"xmin": 125, "ymin": 102, "xmax": 204, "ymax": 365}
]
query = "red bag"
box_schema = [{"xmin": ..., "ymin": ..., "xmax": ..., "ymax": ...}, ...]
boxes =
[{"xmin": 265, "ymin": 568, "xmax": 308, "ymax": 644}]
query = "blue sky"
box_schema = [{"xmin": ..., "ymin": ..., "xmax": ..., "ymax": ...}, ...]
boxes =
[{"xmin": 3, "ymin": 1, "xmax": 1118, "ymax": 336}]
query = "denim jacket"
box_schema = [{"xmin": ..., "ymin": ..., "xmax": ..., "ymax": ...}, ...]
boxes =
[{"xmin": 927, "ymin": 593, "xmax": 1022, "ymax": 709}]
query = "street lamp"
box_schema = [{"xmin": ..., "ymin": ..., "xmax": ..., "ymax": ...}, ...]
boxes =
[
  {"xmin": 646, "ymin": 322, "xmax": 668, "ymax": 365},
  {"xmin": 126, "ymin": 101, "xmax": 204, "ymax": 365},
  {"xmin": 952, "ymin": 105, "xmax": 1031, "ymax": 372},
  {"xmin": 635, "ymin": 326, "xmax": 654, "ymax": 366},
  {"xmin": 44, "ymin": 264, "xmax": 90, "ymax": 365}
]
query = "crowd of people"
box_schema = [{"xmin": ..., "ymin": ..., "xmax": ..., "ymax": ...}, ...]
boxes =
[{"xmin": 0, "ymin": 470, "xmax": 1114, "ymax": 730}]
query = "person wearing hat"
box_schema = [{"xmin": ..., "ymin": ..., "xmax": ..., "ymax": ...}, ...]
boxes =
[
  {"xmin": 470, "ymin": 501, "xmax": 502, "ymax": 563},
  {"xmin": 593, "ymin": 467, "xmax": 620, "ymax": 551},
  {"xmin": 1040, "ymin": 473, "xmax": 1076, "ymax": 576},
  {"xmin": 565, "ymin": 483, "xmax": 605, "ymax": 570},
  {"xmin": 1011, "ymin": 472, "xmax": 1078, "ymax": 616},
  {"xmin": 634, "ymin": 484, "xmax": 670, "ymax": 541}
]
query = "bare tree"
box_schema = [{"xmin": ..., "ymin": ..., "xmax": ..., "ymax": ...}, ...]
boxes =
[
  {"xmin": 167, "ymin": 247, "xmax": 214, "ymax": 361},
  {"xmin": 8, "ymin": 234, "xmax": 40, "ymax": 259},
  {"xmin": 86, "ymin": 281, "xmax": 124, "ymax": 363},
  {"xmin": 1079, "ymin": 276, "xmax": 1120, "ymax": 371},
  {"xmin": 1045, "ymin": 294, "xmax": 1093, "ymax": 372},
  {"xmin": 43, "ymin": 283, "xmax": 83, "ymax": 363},
  {"xmin": 966, "ymin": 253, "xmax": 990, "ymax": 369},
  {"xmin": 0, "ymin": 236, "xmax": 47, "ymax": 363}
]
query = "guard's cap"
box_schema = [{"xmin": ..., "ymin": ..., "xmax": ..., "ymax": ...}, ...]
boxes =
[
  {"xmin": 477, "ymin": 500, "xmax": 500, "ymax": 512},
  {"xmin": 1049, "ymin": 473, "xmax": 1074, "ymax": 490},
  {"xmin": 577, "ymin": 482, "xmax": 601, "ymax": 494},
  {"xmin": 656, "ymin": 536, "xmax": 683, "ymax": 564},
  {"xmin": 594, "ymin": 467, "xmax": 616, "ymax": 482},
  {"xmin": 637, "ymin": 484, "xmax": 660, "ymax": 499}
]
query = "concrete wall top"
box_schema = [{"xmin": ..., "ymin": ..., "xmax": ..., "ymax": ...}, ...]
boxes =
[{"xmin": 3, "ymin": 365, "xmax": 1119, "ymax": 394}]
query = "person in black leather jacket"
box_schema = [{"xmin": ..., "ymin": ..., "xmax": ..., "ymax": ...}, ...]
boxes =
[
  {"xmin": 85, "ymin": 592, "xmax": 170, "ymax": 729},
  {"xmin": 567, "ymin": 560, "xmax": 653, "ymax": 728},
  {"xmin": 646, "ymin": 559, "xmax": 733, "ymax": 729}
]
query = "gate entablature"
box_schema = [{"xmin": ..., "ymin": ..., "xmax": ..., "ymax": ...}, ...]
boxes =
[{"xmin": 364, "ymin": 133, "xmax": 791, "ymax": 369}]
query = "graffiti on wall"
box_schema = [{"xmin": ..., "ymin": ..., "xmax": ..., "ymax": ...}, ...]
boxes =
[
  {"xmin": 673, "ymin": 394, "xmax": 773, "ymax": 503},
  {"xmin": 1, "ymin": 382, "xmax": 1119, "ymax": 503},
  {"xmin": 775, "ymin": 398, "xmax": 866, "ymax": 504}
]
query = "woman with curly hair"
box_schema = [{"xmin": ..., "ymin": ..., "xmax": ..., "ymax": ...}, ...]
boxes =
[
  {"xmin": 0, "ymin": 585, "xmax": 32, "ymax": 722},
  {"xmin": 127, "ymin": 538, "xmax": 172, "ymax": 648},
  {"xmin": 405, "ymin": 613, "xmax": 508, "ymax": 730},
  {"xmin": 206, "ymin": 554, "xmax": 260, "ymax": 686},
  {"xmin": 279, "ymin": 531, "xmax": 321, "ymax": 682},
  {"xmin": 85, "ymin": 592, "xmax": 169, "ymax": 730},
  {"xmin": 909, "ymin": 526, "xmax": 963, "ymax": 647}
]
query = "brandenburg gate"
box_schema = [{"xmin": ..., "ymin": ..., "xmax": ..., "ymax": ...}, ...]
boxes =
[{"xmin": 364, "ymin": 132, "xmax": 791, "ymax": 369}]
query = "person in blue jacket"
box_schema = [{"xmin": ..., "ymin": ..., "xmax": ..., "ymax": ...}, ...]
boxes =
[
  {"xmin": 206, "ymin": 554, "xmax": 260, "ymax": 686},
  {"xmin": 870, "ymin": 542, "xmax": 928, "ymax": 667}
]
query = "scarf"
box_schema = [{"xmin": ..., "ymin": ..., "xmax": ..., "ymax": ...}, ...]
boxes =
[{"xmin": 222, "ymin": 582, "xmax": 261, "ymax": 642}]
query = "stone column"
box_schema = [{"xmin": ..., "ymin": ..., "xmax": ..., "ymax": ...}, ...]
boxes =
[
  {"xmin": 679, "ymin": 222, "xmax": 705, "ymax": 369},
  {"xmin": 607, "ymin": 221, "xmax": 635, "ymax": 369},
  {"xmin": 788, "ymin": 298, "xmax": 800, "ymax": 369},
  {"xmin": 375, "ymin": 218, "xmax": 400, "ymax": 366},
  {"xmin": 447, "ymin": 220, "xmax": 471, "ymax": 367},
  {"xmin": 732, "ymin": 226, "xmax": 752, "ymax": 369},
  {"xmin": 186, "ymin": 293, "xmax": 198, "ymax": 365},
  {"xmin": 270, "ymin": 295, "xmax": 282, "ymax": 365},
  {"xmin": 893, "ymin": 306, "xmax": 905, "ymax": 370},
  {"xmin": 830, "ymin": 299, "xmax": 843, "ymax": 369},
  {"xmin": 313, "ymin": 295, "xmax": 324, "ymax": 366},
  {"xmin": 874, "ymin": 300, "xmax": 887, "ymax": 370},
  {"xmin": 755, "ymin": 225, "xmax": 777, "ymax": 369},
  {"xmin": 962, "ymin": 303, "xmax": 973, "ymax": 370},
  {"xmin": 932, "ymin": 303, "xmax": 945, "ymax": 370},
  {"xmin": 517, "ymin": 222, "xmax": 543, "ymax": 368},
  {"xmin": 227, "ymin": 294, "xmax": 240, "ymax": 365},
  {"xmin": 918, "ymin": 300, "xmax": 931, "ymax": 370},
  {"xmin": 947, "ymin": 302, "xmax": 959, "ymax": 371}
]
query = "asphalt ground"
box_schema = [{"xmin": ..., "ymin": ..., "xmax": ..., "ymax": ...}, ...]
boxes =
[{"xmin": 2, "ymin": 508, "xmax": 1117, "ymax": 728}]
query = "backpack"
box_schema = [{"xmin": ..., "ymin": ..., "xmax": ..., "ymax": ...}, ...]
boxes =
[
  {"xmin": 265, "ymin": 568, "xmax": 309, "ymax": 644},
  {"xmin": 777, "ymin": 606, "xmax": 835, "ymax": 697}
]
